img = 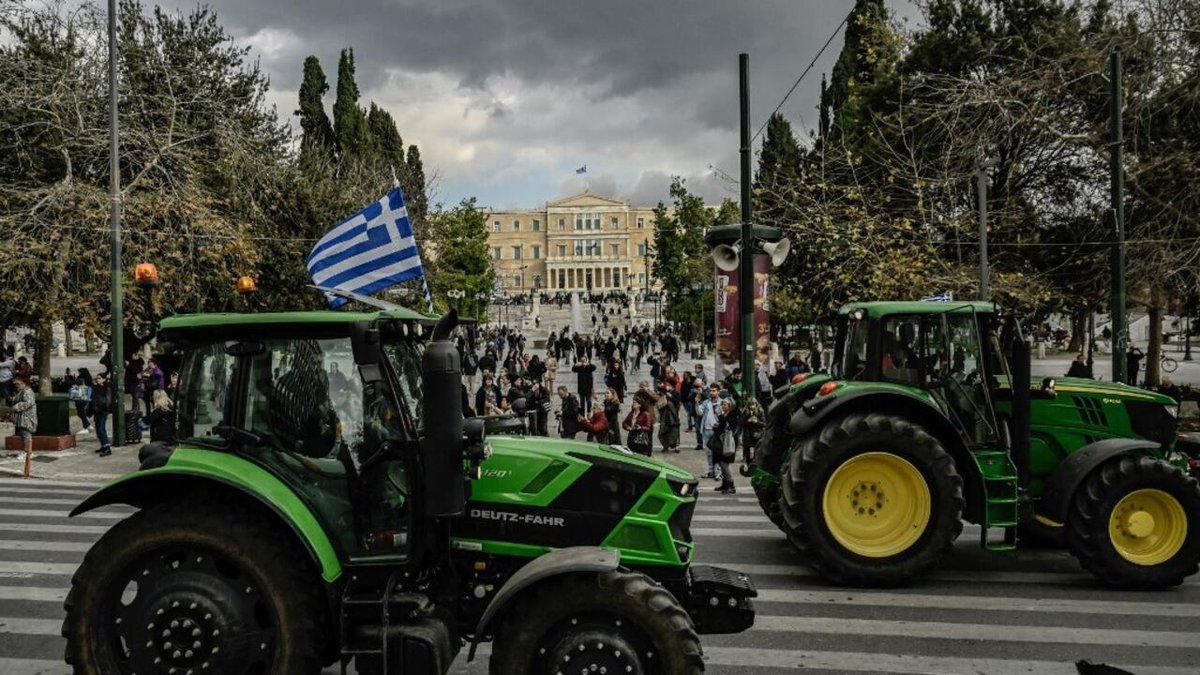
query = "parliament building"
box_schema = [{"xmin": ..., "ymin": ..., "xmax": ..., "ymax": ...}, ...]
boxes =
[{"xmin": 484, "ymin": 193, "xmax": 659, "ymax": 294}]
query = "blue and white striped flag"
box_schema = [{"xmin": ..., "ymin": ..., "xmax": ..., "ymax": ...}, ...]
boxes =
[{"xmin": 308, "ymin": 187, "xmax": 430, "ymax": 310}]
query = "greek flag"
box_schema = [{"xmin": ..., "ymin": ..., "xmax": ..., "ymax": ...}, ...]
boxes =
[{"xmin": 308, "ymin": 187, "xmax": 429, "ymax": 310}]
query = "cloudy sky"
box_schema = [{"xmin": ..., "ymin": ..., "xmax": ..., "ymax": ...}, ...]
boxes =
[{"xmin": 158, "ymin": 0, "xmax": 920, "ymax": 210}]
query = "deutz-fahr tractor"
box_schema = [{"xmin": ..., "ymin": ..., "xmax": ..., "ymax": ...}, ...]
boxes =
[
  {"xmin": 749, "ymin": 301, "xmax": 1200, "ymax": 588},
  {"xmin": 63, "ymin": 308, "xmax": 755, "ymax": 674}
]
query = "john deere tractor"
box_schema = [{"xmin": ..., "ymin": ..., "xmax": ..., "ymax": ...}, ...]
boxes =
[
  {"xmin": 750, "ymin": 301, "xmax": 1200, "ymax": 588},
  {"xmin": 62, "ymin": 308, "xmax": 755, "ymax": 674}
]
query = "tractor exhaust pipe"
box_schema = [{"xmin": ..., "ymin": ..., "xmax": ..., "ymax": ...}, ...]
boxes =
[
  {"xmin": 1007, "ymin": 317, "xmax": 1032, "ymax": 489},
  {"xmin": 423, "ymin": 309, "xmax": 466, "ymax": 516}
]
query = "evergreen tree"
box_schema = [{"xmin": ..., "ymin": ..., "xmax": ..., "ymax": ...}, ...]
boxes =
[
  {"xmin": 333, "ymin": 48, "xmax": 371, "ymax": 160},
  {"xmin": 296, "ymin": 55, "xmax": 334, "ymax": 166},
  {"xmin": 404, "ymin": 144, "xmax": 428, "ymax": 236},
  {"xmin": 367, "ymin": 103, "xmax": 405, "ymax": 179},
  {"xmin": 826, "ymin": 0, "xmax": 896, "ymax": 140},
  {"xmin": 753, "ymin": 113, "xmax": 804, "ymax": 229}
]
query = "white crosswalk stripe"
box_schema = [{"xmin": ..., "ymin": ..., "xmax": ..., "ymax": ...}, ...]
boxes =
[{"xmin": 1, "ymin": 474, "xmax": 1198, "ymax": 674}]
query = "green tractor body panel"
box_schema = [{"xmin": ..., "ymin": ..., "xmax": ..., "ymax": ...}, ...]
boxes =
[
  {"xmin": 72, "ymin": 446, "xmax": 344, "ymax": 583},
  {"xmin": 993, "ymin": 376, "xmax": 1178, "ymax": 495},
  {"xmin": 788, "ymin": 379, "xmax": 947, "ymax": 436},
  {"xmin": 454, "ymin": 435, "xmax": 698, "ymax": 567}
]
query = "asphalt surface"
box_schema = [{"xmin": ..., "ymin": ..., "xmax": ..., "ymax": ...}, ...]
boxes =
[{"xmin": 1, "ymin": 475, "xmax": 1198, "ymax": 675}]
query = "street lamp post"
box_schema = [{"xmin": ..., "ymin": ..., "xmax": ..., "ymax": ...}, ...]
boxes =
[
  {"xmin": 474, "ymin": 291, "xmax": 488, "ymax": 324},
  {"xmin": 447, "ymin": 289, "xmax": 465, "ymax": 314}
]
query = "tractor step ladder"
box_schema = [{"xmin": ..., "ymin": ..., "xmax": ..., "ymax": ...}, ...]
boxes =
[
  {"xmin": 972, "ymin": 450, "xmax": 1019, "ymax": 551},
  {"xmin": 340, "ymin": 571, "xmax": 401, "ymax": 675}
]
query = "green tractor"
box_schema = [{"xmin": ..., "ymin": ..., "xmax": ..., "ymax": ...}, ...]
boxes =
[
  {"xmin": 62, "ymin": 308, "xmax": 755, "ymax": 674},
  {"xmin": 750, "ymin": 301, "xmax": 1200, "ymax": 588}
]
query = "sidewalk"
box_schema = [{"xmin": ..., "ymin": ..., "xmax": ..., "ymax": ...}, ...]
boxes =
[{"xmin": 0, "ymin": 417, "xmax": 139, "ymax": 483}]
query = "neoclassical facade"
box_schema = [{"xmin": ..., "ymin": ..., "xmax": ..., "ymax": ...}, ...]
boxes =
[{"xmin": 485, "ymin": 193, "xmax": 660, "ymax": 294}]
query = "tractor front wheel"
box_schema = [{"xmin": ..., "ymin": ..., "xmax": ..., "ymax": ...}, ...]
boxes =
[
  {"xmin": 780, "ymin": 413, "xmax": 964, "ymax": 587},
  {"xmin": 1066, "ymin": 456, "xmax": 1200, "ymax": 589},
  {"xmin": 63, "ymin": 502, "xmax": 327, "ymax": 675},
  {"xmin": 488, "ymin": 569, "xmax": 703, "ymax": 675}
]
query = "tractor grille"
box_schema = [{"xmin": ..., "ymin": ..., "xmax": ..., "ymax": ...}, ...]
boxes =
[{"xmin": 1072, "ymin": 396, "xmax": 1109, "ymax": 427}]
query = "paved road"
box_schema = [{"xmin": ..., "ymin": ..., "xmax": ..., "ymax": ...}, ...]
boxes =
[{"xmin": 2, "ymin": 477, "xmax": 1198, "ymax": 674}]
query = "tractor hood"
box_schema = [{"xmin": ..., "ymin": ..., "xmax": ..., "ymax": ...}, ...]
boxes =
[
  {"xmin": 1054, "ymin": 378, "xmax": 1175, "ymax": 405},
  {"xmin": 451, "ymin": 435, "xmax": 699, "ymax": 567}
]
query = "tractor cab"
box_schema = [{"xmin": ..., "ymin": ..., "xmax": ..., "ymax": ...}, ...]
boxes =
[{"xmin": 833, "ymin": 301, "xmax": 1008, "ymax": 449}]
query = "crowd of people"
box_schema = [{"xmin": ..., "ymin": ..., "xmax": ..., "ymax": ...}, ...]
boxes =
[{"xmin": 455, "ymin": 319, "xmax": 808, "ymax": 493}]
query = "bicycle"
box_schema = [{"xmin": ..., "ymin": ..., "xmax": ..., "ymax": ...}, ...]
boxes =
[{"xmin": 1161, "ymin": 354, "xmax": 1178, "ymax": 373}]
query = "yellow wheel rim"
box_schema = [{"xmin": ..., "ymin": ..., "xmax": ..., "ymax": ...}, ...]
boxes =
[
  {"xmin": 1108, "ymin": 489, "xmax": 1187, "ymax": 566},
  {"xmin": 822, "ymin": 452, "xmax": 931, "ymax": 558}
]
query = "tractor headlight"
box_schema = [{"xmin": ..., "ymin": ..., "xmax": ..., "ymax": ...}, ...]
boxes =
[{"xmin": 1166, "ymin": 404, "xmax": 1179, "ymax": 419}]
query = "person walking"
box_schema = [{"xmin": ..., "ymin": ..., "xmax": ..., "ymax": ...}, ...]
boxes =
[
  {"xmin": 69, "ymin": 368, "xmax": 94, "ymax": 436},
  {"xmin": 712, "ymin": 399, "xmax": 740, "ymax": 493},
  {"xmin": 741, "ymin": 399, "xmax": 765, "ymax": 465},
  {"xmin": 698, "ymin": 385, "xmax": 722, "ymax": 480},
  {"xmin": 0, "ymin": 348, "xmax": 15, "ymax": 402},
  {"xmin": 10, "ymin": 377, "xmax": 37, "ymax": 477},
  {"xmin": 607, "ymin": 359, "xmax": 627, "ymax": 402},
  {"xmin": 655, "ymin": 382, "xmax": 681, "ymax": 453},
  {"xmin": 90, "ymin": 373, "xmax": 113, "ymax": 457}
]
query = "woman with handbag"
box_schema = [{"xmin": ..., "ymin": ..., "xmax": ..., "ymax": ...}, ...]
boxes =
[
  {"xmin": 622, "ymin": 399, "xmax": 653, "ymax": 457},
  {"xmin": 711, "ymin": 400, "xmax": 740, "ymax": 493}
]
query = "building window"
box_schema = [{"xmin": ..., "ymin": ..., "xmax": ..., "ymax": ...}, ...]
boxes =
[
  {"xmin": 637, "ymin": 243, "xmax": 646, "ymax": 256},
  {"xmin": 533, "ymin": 219, "xmax": 541, "ymax": 231},
  {"xmin": 513, "ymin": 274, "xmax": 522, "ymax": 288},
  {"xmin": 512, "ymin": 245, "xmax": 522, "ymax": 260},
  {"xmin": 575, "ymin": 213, "xmax": 601, "ymax": 231},
  {"xmin": 611, "ymin": 216, "xmax": 619, "ymax": 229},
  {"xmin": 493, "ymin": 247, "xmax": 501, "ymax": 260},
  {"xmin": 610, "ymin": 243, "xmax": 620, "ymax": 257},
  {"xmin": 613, "ymin": 269, "xmax": 621, "ymax": 286},
  {"xmin": 493, "ymin": 220, "xmax": 501, "ymax": 232},
  {"xmin": 533, "ymin": 245, "xmax": 541, "ymax": 260},
  {"xmin": 557, "ymin": 244, "xmax": 566, "ymax": 257},
  {"xmin": 639, "ymin": 273, "xmax": 646, "ymax": 285},
  {"xmin": 636, "ymin": 217, "xmax": 644, "ymax": 229},
  {"xmin": 558, "ymin": 218, "xmax": 565, "ymax": 230},
  {"xmin": 575, "ymin": 239, "xmax": 601, "ymax": 256},
  {"xmin": 513, "ymin": 219, "xmax": 520, "ymax": 231}
]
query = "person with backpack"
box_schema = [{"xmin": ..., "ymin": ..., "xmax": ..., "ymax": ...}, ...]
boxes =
[
  {"xmin": 462, "ymin": 348, "xmax": 480, "ymax": 394},
  {"xmin": 68, "ymin": 368, "xmax": 94, "ymax": 436}
]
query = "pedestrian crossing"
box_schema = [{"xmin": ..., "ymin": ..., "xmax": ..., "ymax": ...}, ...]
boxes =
[{"xmin": 1, "ymin": 478, "xmax": 1198, "ymax": 674}]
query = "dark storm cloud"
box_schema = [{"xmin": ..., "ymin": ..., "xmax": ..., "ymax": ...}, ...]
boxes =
[{"xmin": 154, "ymin": 0, "xmax": 920, "ymax": 205}]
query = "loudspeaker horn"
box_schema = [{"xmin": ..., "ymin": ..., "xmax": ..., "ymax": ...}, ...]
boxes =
[
  {"xmin": 711, "ymin": 243, "xmax": 740, "ymax": 271},
  {"xmin": 762, "ymin": 238, "xmax": 791, "ymax": 267}
]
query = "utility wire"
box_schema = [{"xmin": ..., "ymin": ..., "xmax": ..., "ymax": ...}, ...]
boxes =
[{"xmin": 752, "ymin": 10, "xmax": 851, "ymax": 143}]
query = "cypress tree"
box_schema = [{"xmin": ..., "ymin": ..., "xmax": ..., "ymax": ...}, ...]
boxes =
[
  {"xmin": 404, "ymin": 144, "xmax": 428, "ymax": 234},
  {"xmin": 296, "ymin": 55, "xmax": 334, "ymax": 166},
  {"xmin": 333, "ymin": 48, "xmax": 371, "ymax": 160},
  {"xmin": 367, "ymin": 103, "xmax": 405, "ymax": 179}
]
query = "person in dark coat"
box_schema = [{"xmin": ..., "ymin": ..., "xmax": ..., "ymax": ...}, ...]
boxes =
[
  {"xmin": 572, "ymin": 357, "xmax": 596, "ymax": 414},
  {"xmin": 1126, "ymin": 346, "xmax": 1144, "ymax": 386},
  {"xmin": 90, "ymin": 373, "xmax": 114, "ymax": 457},
  {"xmin": 555, "ymin": 386, "xmax": 581, "ymax": 439},
  {"xmin": 146, "ymin": 389, "xmax": 177, "ymax": 445},
  {"xmin": 602, "ymin": 388, "xmax": 622, "ymax": 445}
]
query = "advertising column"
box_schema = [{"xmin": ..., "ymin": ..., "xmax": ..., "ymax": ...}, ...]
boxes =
[{"xmin": 714, "ymin": 253, "xmax": 771, "ymax": 374}]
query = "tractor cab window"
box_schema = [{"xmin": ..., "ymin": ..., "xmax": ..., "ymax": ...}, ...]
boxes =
[
  {"xmin": 928, "ymin": 312, "xmax": 998, "ymax": 446},
  {"xmin": 176, "ymin": 342, "xmax": 235, "ymax": 444},
  {"xmin": 840, "ymin": 318, "xmax": 870, "ymax": 380},
  {"xmin": 880, "ymin": 317, "xmax": 923, "ymax": 385},
  {"xmin": 382, "ymin": 338, "xmax": 425, "ymax": 432}
]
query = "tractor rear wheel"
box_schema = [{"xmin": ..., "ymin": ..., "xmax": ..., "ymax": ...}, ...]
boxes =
[
  {"xmin": 1066, "ymin": 456, "xmax": 1200, "ymax": 589},
  {"xmin": 752, "ymin": 480, "xmax": 785, "ymax": 531},
  {"xmin": 780, "ymin": 412, "xmax": 964, "ymax": 587},
  {"xmin": 488, "ymin": 569, "xmax": 703, "ymax": 675},
  {"xmin": 63, "ymin": 501, "xmax": 326, "ymax": 675}
]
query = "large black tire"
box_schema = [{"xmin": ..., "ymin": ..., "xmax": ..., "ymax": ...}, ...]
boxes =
[
  {"xmin": 488, "ymin": 569, "xmax": 704, "ymax": 675},
  {"xmin": 752, "ymin": 480, "xmax": 786, "ymax": 531},
  {"xmin": 779, "ymin": 412, "xmax": 964, "ymax": 587},
  {"xmin": 1066, "ymin": 456, "xmax": 1200, "ymax": 589},
  {"xmin": 63, "ymin": 501, "xmax": 327, "ymax": 675}
]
